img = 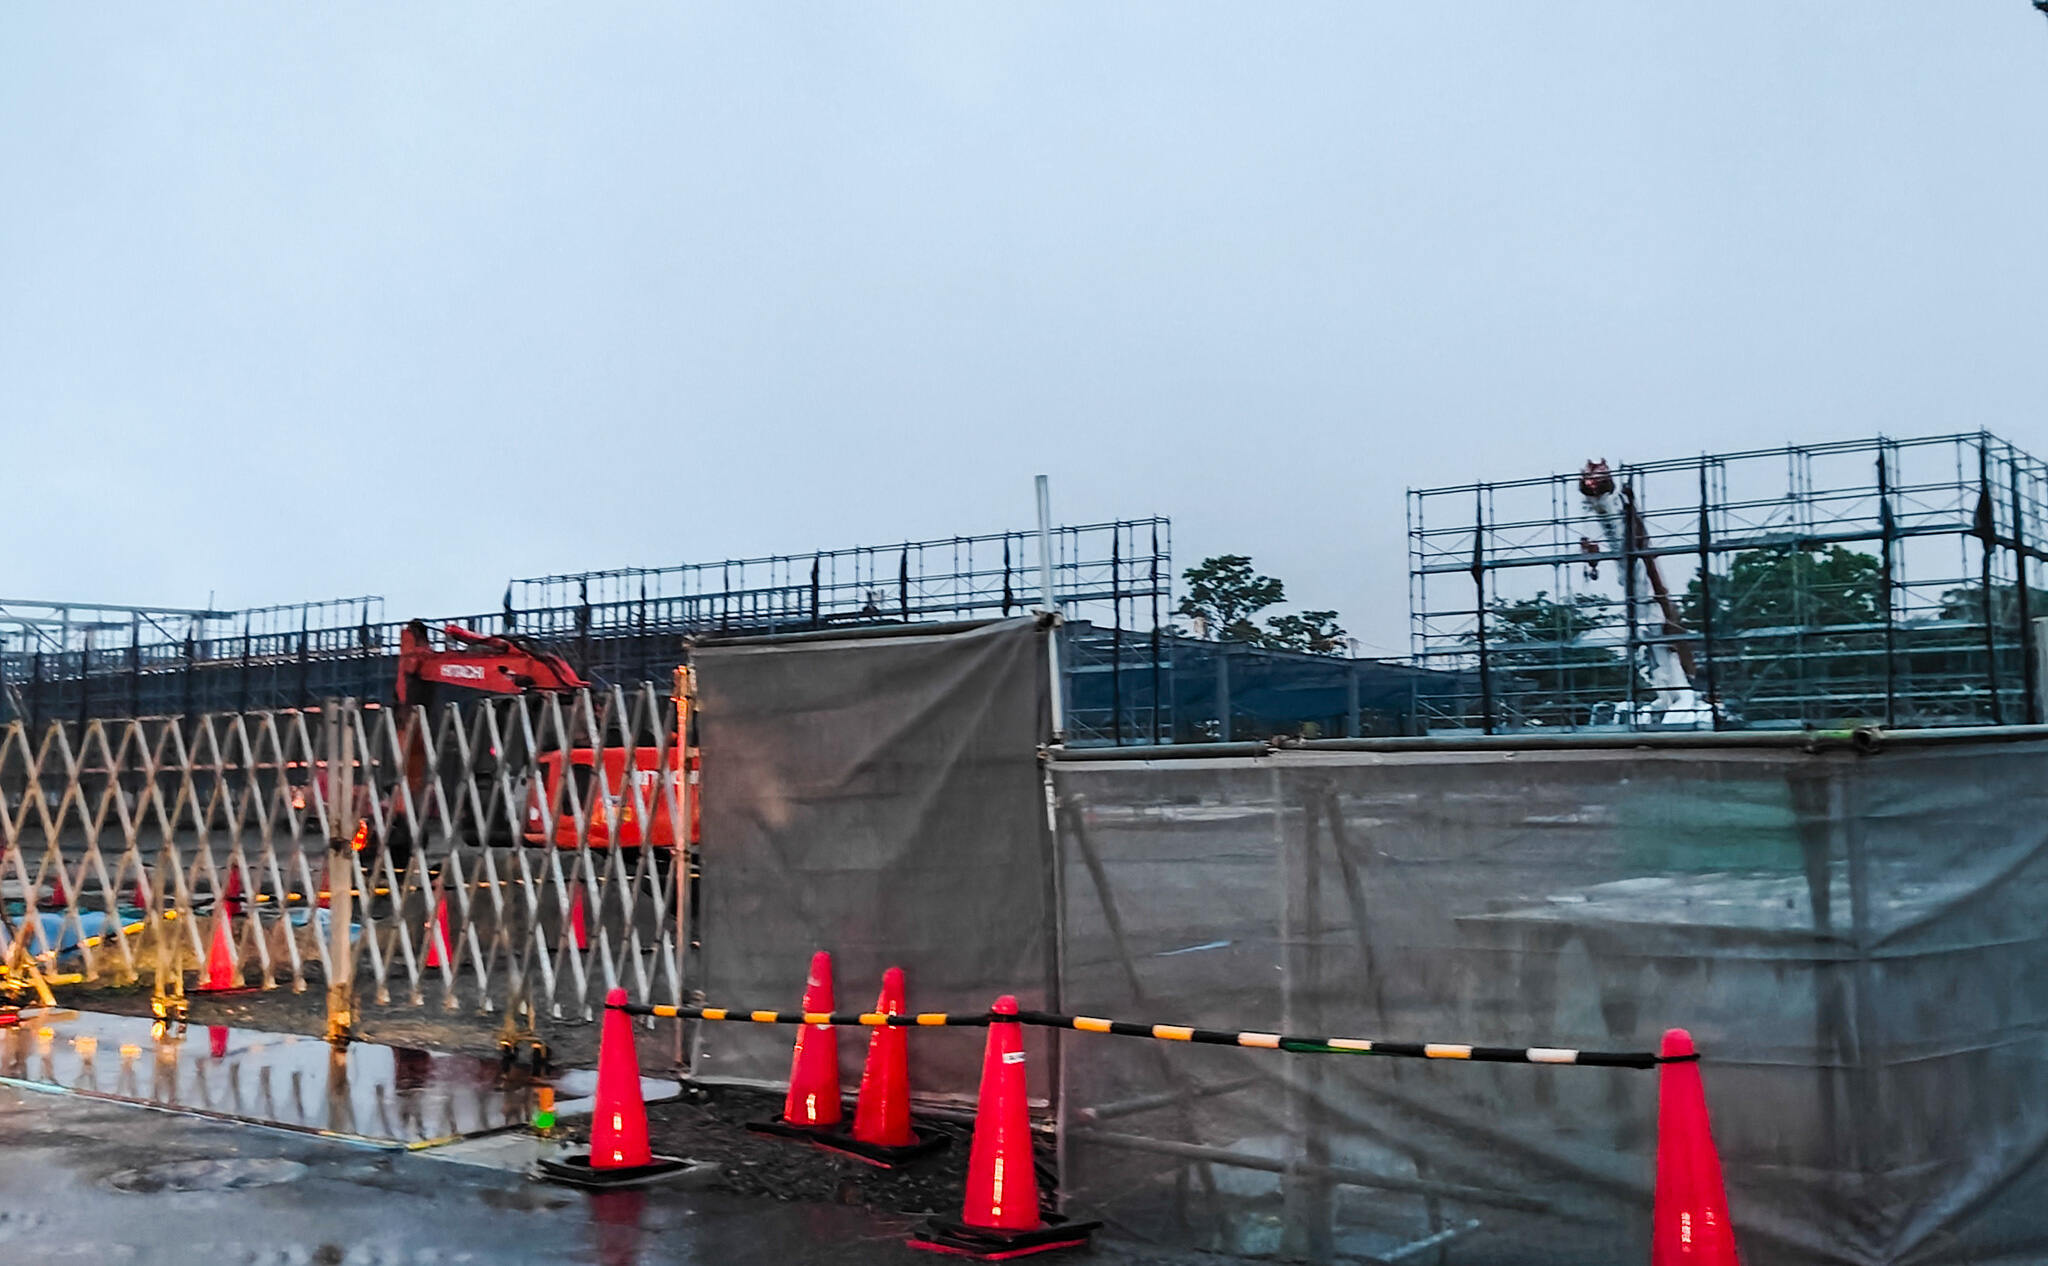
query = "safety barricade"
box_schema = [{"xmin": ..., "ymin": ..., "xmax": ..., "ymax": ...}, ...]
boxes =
[{"xmin": 593, "ymin": 954, "xmax": 1738, "ymax": 1264}]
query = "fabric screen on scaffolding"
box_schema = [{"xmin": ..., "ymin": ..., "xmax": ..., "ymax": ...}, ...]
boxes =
[
  {"xmin": 1049, "ymin": 742, "xmax": 2048, "ymax": 1266},
  {"xmin": 690, "ymin": 616, "xmax": 1054, "ymax": 1100}
]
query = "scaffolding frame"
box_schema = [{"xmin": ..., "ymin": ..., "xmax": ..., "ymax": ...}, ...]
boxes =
[
  {"xmin": 1409, "ymin": 432, "xmax": 2048, "ymax": 733},
  {"xmin": 0, "ymin": 523, "xmax": 1177, "ymax": 743}
]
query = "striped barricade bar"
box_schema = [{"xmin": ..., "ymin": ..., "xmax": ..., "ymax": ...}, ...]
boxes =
[{"xmin": 610, "ymin": 1000, "xmax": 1678, "ymax": 1068}]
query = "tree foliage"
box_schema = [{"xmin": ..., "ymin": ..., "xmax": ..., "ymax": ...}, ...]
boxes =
[
  {"xmin": 1473, "ymin": 591, "xmax": 1631, "ymax": 725},
  {"xmin": 1679, "ymin": 545, "xmax": 1885, "ymax": 724},
  {"xmin": 1680, "ymin": 545, "xmax": 1883, "ymax": 633},
  {"xmin": 1177, "ymin": 555, "xmax": 1346, "ymax": 654}
]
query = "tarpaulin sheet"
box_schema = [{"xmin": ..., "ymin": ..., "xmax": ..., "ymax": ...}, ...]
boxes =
[
  {"xmin": 692, "ymin": 617, "xmax": 1053, "ymax": 1100},
  {"xmin": 1049, "ymin": 743, "xmax": 2048, "ymax": 1265}
]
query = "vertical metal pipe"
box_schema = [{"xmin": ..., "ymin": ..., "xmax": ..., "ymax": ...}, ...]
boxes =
[
  {"xmin": 1036, "ymin": 475, "xmax": 1066, "ymax": 742},
  {"xmin": 1977, "ymin": 444, "xmax": 2004, "ymax": 725},
  {"xmin": 2012, "ymin": 456, "xmax": 2038, "ymax": 724},
  {"xmin": 78, "ymin": 628, "xmax": 91, "ymax": 727},
  {"xmin": 1346, "ymin": 663, "xmax": 1360, "ymax": 738},
  {"xmin": 324, "ymin": 698, "xmax": 356, "ymax": 1045},
  {"xmin": 1149, "ymin": 523, "xmax": 1163, "ymax": 744},
  {"xmin": 1111, "ymin": 528, "xmax": 1123, "ymax": 746},
  {"xmin": 1621, "ymin": 482, "xmax": 1640, "ymax": 728},
  {"xmin": 1471, "ymin": 488, "xmax": 1493, "ymax": 735},
  {"xmin": 1696, "ymin": 461, "xmax": 1720, "ymax": 729},
  {"xmin": 129, "ymin": 612, "xmax": 142, "ymax": 718},
  {"xmin": 1217, "ymin": 648, "xmax": 1232, "ymax": 743},
  {"xmin": 1877, "ymin": 448, "xmax": 1898, "ymax": 727}
]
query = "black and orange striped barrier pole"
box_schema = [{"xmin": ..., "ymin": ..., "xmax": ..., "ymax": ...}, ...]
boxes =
[{"xmin": 610, "ymin": 999, "xmax": 1680, "ymax": 1068}]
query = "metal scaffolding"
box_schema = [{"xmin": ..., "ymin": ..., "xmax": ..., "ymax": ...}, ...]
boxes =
[
  {"xmin": 1409, "ymin": 432, "xmax": 2048, "ymax": 732},
  {"xmin": 0, "ymin": 522, "xmax": 1178, "ymax": 738}
]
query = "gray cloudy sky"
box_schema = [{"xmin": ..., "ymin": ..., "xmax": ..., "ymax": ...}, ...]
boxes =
[{"xmin": 5, "ymin": 3, "xmax": 2046, "ymax": 655}]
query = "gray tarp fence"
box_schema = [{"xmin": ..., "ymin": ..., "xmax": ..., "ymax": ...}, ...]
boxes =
[
  {"xmin": 691, "ymin": 616, "xmax": 1054, "ymax": 1101},
  {"xmin": 1050, "ymin": 743, "xmax": 2048, "ymax": 1266}
]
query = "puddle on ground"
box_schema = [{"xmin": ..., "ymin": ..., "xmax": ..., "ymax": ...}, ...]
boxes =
[{"xmin": 105, "ymin": 1158, "xmax": 309, "ymax": 1193}]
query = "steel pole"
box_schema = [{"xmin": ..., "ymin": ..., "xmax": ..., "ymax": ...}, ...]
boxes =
[
  {"xmin": 325, "ymin": 699, "xmax": 356, "ymax": 1045},
  {"xmin": 1036, "ymin": 475, "xmax": 1066, "ymax": 741}
]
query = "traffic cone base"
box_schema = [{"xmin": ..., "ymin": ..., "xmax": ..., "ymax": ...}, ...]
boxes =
[
  {"xmin": 813, "ymin": 1128, "xmax": 950, "ymax": 1168},
  {"xmin": 909, "ymin": 1215, "xmax": 1101, "ymax": 1260},
  {"xmin": 745, "ymin": 1116, "xmax": 842, "ymax": 1141},
  {"xmin": 535, "ymin": 1151, "xmax": 695, "ymax": 1190}
]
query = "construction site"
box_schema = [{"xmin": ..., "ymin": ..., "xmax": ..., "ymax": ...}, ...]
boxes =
[
  {"xmin": 9, "ymin": 5, "xmax": 2048, "ymax": 1266},
  {"xmin": 0, "ymin": 435, "xmax": 2044, "ymax": 1265}
]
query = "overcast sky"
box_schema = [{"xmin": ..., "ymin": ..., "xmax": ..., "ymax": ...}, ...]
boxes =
[{"xmin": 5, "ymin": 4, "xmax": 2046, "ymax": 655}]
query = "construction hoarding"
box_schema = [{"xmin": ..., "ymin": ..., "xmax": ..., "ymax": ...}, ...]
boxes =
[{"xmin": 1049, "ymin": 740, "xmax": 2048, "ymax": 1265}]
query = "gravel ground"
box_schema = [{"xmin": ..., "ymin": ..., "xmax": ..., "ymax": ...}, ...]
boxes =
[{"xmin": 637, "ymin": 1083, "xmax": 1046, "ymax": 1219}]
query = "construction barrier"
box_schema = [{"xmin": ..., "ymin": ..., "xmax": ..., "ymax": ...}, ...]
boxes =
[
  {"xmin": 606, "ymin": 956, "xmax": 1736, "ymax": 1263},
  {"xmin": 615, "ymin": 1000, "xmax": 1675, "ymax": 1068}
]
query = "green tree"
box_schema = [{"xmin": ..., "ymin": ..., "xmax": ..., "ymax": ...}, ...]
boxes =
[
  {"xmin": 1264, "ymin": 610, "xmax": 1348, "ymax": 655},
  {"xmin": 1679, "ymin": 545, "xmax": 1885, "ymax": 724},
  {"xmin": 1178, "ymin": 555, "xmax": 1285, "ymax": 643},
  {"xmin": 1682, "ymin": 545, "xmax": 1883, "ymax": 633},
  {"xmin": 1177, "ymin": 555, "xmax": 1348, "ymax": 654},
  {"xmin": 1473, "ymin": 591, "xmax": 1631, "ymax": 725}
]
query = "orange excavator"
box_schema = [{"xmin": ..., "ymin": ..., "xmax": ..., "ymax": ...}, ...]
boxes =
[
  {"xmin": 395, "ymin": 619, "xmax": 588, "ymax": 714},
  {"xmin": 392, "ymin": 621, "xmax": 695, "ymax": 851}
]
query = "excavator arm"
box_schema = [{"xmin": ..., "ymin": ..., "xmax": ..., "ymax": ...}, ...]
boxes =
[{"xmin": 395, "ymin": 620, "xmax": 588, "ymax": 710}]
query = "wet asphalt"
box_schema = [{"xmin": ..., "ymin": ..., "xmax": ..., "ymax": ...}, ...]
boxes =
[
  {"xmin": 0, "ymin": 1084, "xmax": 1205, "ymax": 1266},
  {"xmin": 0, "ymin": 1084, "xmax": 978, "ymax": 1266}
]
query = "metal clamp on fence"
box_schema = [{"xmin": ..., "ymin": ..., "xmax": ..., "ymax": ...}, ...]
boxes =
[{"xmin": 609, "ymin": 998, "xmax": 1676, "ymax": 1068}]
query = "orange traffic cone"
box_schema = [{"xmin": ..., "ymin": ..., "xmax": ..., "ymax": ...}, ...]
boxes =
[
  {"xmin": 911, "ymin": 995, "xmax": 1097, "ymax": 1258},
  {"xmin": 423, "ymin": 894, "xmax": 454, "ymax": 968},
  {"xmin": 748, "ymin": 950, "xmax": 842, "ymax": 1139},
  {"xmin": 570, "ymin": 890, "xmax": 588, "ymax": 950},
  {"xmin": 198, "ymin": 913, "xmax": 237, "ymax": 991},
  {"xmin": 1653, "ymin": 1029, "xmax": 1740, "ymax": 1266},
  {"xmin": 819, "ymin": 967, "xmax": 947, "ymax": 1166},
  {"xmin": 536, "ymin": 986, "xmax": 692, "ymax": 1189}
]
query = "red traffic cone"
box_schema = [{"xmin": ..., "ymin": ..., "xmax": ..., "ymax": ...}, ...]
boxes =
[
  {"xmin": 133, "ymin": 871, "xmax": 150, "ymax": 913},
  {"xmin": 819, "ymin": 967, "xmax": 947, "ymax": 1166},
  {"xmin": 209, "ymin": 1025, "xmax": 229, "ymax": 1059},
  {"xmin": 198, "ymin": 913, "xmax": 237, "ymax": 991},
  {"xmin": 1653, "ymin": 1029, "xmax": 1740, "ymax": 1266},
  {"xmin": 571, "ymin": 890, "xmax": 588, "ymax": 950},
  {"xmin": 44, "ymin": 869, "xmax": 68, "ymax": 910},
  {"xmin": 423, "ymin": 894, "xmax": 454, "ymax": 968},
  {"xmin": 222, "ymin": 866, "xmax": 244, "ymax": 916},
  {"xmin": 536, "ymin": 986, "xmax": 692, "ymax": 1189},
  {"xmin": 748, "ymin": 950, "xmax": 842, "ymax": 1139},
  {"xmin": 911, "ymin": 996, "xmax": 1097, "ymax": 1258}
]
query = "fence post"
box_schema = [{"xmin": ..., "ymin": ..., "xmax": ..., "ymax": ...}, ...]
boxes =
[
  {"xmin": 2034, "ymin": 617, "xmax": 2048, "ymax": 726},
  {"xmin": 324, "ymin": 697, "xmax": 357, "ymax": 1045}
]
